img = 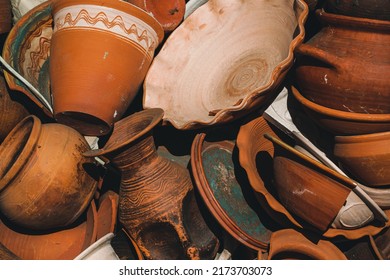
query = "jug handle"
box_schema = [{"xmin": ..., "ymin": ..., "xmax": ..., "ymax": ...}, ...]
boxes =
[{"xmin": 295, "ymin": 43, "xmax": 343, "ymax": 73}]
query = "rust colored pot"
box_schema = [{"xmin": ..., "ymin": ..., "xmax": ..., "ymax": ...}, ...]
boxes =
[
  {"xmin": 334, "ymin": 131, "xmax": 390, "ymax": 187},
  {"xmin": 295, "ymin": 9, "xmax": 390, "ymax": 115},
  {"xmin": 0, "ymin": 74, "xmax": 29, "ymax": 143},
  {"xmin": 84, "ymin": 108, "xmax": 219, "ymax": 260},
  {"xmin": 128, "ymin": 0, "xmax": 186, "ymax": 32},
  {"xmin": 325, "ymin": 0, "xmax": 390, "ymax": 20},
  {"xmin": 0, "ymin": 242, "xmax": 20, "ymax": 260},
  {"xmin": 0, "ymin": 0, "xmax": 12, "ymax": 34},
  {"xmin": 0, "ymin": 115, "xmax": 99, "ymax": 230},
  {"xmin": 96, "ymin": 190, "xmax": 119, "ymax": 240},
  {"xmin": 50, "ymin": 0, "xmax": 164, "ymax": 136},
  {"xmin": 0, "ymin": 201, "xmax": 97, "ymax": 260},
  {"xmin": 237, "ymin": 115, "xmax": 390, "ymax": 240},
  {"xmin": 268, "ymin": 229, "xmax": 347, "ymax": 260}
]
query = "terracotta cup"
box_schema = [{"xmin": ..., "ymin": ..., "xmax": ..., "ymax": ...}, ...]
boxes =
[
  {"xmin": 128, "ymin": 0, "xmax": 186, "ymax": 32},
  {"xmin": 50, "ymin": 0, "xmax": 164, "ymax": 136},
  {"xmin": 0, "ymin": 115, "xmax": 99, "ymax": 230}
]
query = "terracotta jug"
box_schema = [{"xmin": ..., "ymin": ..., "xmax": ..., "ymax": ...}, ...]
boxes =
[
  {"xmin": 84, "ymin": 108, "xmax": 219, "ymax": 260},
  {"xmin": 294, "ymin": 9, "xmax": 390, "ymax": 115},
  {"xmin": 50, "ymin": 0, "xmax": 164, "ymax": 136},
  {"xmin": 128, "ymin": 0, "xmax": 186, "ymax": 32},
  {"xmin": 0, "ymin": 74, "xmax": 29, "ymax": 143},
  {"xmin": 0, "ymin": 115, "xmax": 99, "ymax": 230}
]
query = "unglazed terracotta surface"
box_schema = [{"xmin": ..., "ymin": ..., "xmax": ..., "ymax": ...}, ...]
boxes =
[
  {"xmin": 143, "ymin": 0, "xmax": 308, "ymax": 130},
  {"xmin": 0, "ymin": 0, "xmax": 12, "ymax": 34},
  {"xmin": 268, "ymin": 229, "xmax": 347, "ymax": 260},
  {"xmin": 2, "ymin": 0, "xmax": 53, "ymax": 117},
  {"xmin": 236, "ymin": 115, "xmax": 390, "ymax": 239},
  {"xmin": 191, "ymin": 133, "xmax": 273, "ymax": 251},
  {"xmin": 0, "ymin": 115, "xmax": 99, "ymax": 230},
  {"xmin": 325, "ymin": 0, "xmax": 390, "ymax": 20},
  {"xmin": 96, "ymin": 190, "xmax": 119, "ymax": 240},
  {"xmin": 334, "ymin": 131, "xmax": 390, "ymax": 187},
  {"xmin": 49, "ymin": 0, "xmax": 164, "ymax": 136},
  {"xmin": 84, "ymin": 109, "xmax": 219, "ymax": 260},
  {"xmin": 0, "ymin": 201, "xmax": 97, "ymax": 260},
  {"xmin": 291, "ymin": 86, "xmax": 390, "ymax": 135},
  {"xmin": 295, "ymin": 9, "xmax": 390, "ymax": 115},
  {"xmin": 128, "ymin": 0, "xmax": 186, "ymax": 32},
  {"xmin": 0, "ymin": 74, "xmax": 29, "ymax": 142}
]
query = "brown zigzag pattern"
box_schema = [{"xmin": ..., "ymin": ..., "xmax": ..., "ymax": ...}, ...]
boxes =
[
  {"xmin": 26, "ymin": 37, "xmax": 51, "ymax": 85},
  {"xmin": 55, "ymin": 9, "xmax": 156, "ymax": 51}
]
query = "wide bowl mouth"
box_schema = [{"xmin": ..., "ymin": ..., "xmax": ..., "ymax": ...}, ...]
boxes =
[
  {"xmin": 52, "ymin": 0, "xmax": 164, "ymax": 44},
  {"xmin": 292, "ymin": 86, "xmax": 390, "ymax": 122},
  {"xmin": 0, "ymin": 116, "xmax": 41, "ymax": 192},
  {"xmin": 143, "ymin": 0, "xmax": 309, "ymax": 130},
  {"xmin": 83, "ymin": 108, "xmax": 164, "ymax": 157},
  {"xmin": 55, "ymin": 111, "xmax": 111, "ymax": 136}
]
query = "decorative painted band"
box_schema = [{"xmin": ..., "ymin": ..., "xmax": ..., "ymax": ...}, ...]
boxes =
[{"xmin": 53, "ymin": 4, "xmax": 159, "ymax": 57}]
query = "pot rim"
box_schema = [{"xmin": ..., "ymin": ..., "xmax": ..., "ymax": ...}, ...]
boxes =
[
  {"xmin": 74, "ymin": 232, "xmax": 116, "ymax": 260},
  {"xmin": 335, "ymin": 130, "xmax": 390, "ymax": 144},
  {"xmin": 0, "ymin": 115, "xmax": 41, "ymax": 192},
  {"xmin": 292, "ymin": 86, "xmax": 390, "ymax": 122},
  {"xmin": 52, "ymin": 0, "xmax": 164, "ymax": 44},
  {"xmin": 317, "ymin": 8, "xmax": 390, "ymax": 31},
  {"xmin": 83, "ymin": 108, "xmax": 164, "ymax": 157}
]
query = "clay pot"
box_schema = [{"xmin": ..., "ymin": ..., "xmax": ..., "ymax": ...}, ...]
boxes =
[
  {"xmin": 2, "ymin": 0, "xmax": 53, "ymax": 117},
  {"xmin": 0, "ymin": 115, "xmax": 99, "ymax": 230},
  {"xmin": 0, "ymin": 201, "xmax": 97, "ymax": 260},
  {"xmin": 191, "ymin": 133, "xmax": 273, "ymax": 251},
  {"xmin": 74, "ymin": 232, "xmax": 119, "ymax": 260},
  {"xmin": 325, "ymin": 0, "xmax": 390, "ymax": 20},
  {"xmin": 96, "ymin": 190, "xmax": 119, "ymax": 240},
  {"xmin": 291, "ymin": 86, "xmax": 390, "ymax": 135},
  {"xmin": 268, "ymin": 229, "xmax": 347, "ymax": 260},
  {"xmin": 333, "ymin": 131, "xmax": 390, "ymax": 187},
  {"xmin": 294, "ymin": 9, "xmax": 390, "ymax": 115},
  {"xmin": 0, "ymin": 74, "xmax": 29, "ymax": 142},
  {"xmin": 0, "ymin": 0, "xmax": 12, "ymax": 34},
  {"xmin": 84, "ymin": 108, "xmax": 219, "ymax": 259},
  {"xmin": 236, "ymin": 115, "xmax": 390, "ymax": 239},
  {"xmin": 50, "ymin": 0, "xmax": 164, "ymax": 136},
  {"xmin": 143, "ymin": 0, "xmax": 308, "ymax": 130},
  {"xmin": 128, "ymin": 0, "xmax": 186, "ymax": 32},
  {"xmin": 0, "ymin": 242, "xmax": 19, "ymax": 260}
]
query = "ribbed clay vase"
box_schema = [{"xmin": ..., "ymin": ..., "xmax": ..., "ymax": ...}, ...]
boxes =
[
  {"xmin": 128, "ymin": 0, "xmax": 186, "ymax": 32},
  {"xmin": 0, "ymin": 0, "xmax": 12, "ymax": 34},
  {"xmin": 50, "ymin": 0, "xmax": 164, "ymax": 136},
  {"xmin": 294, "ymin": 9, "xmax": 390, "ymax": 115},
  {"xmin": 0, "ymin": 115, "xmax": 99, "ymax": 230},
  {"xmin": 84, "ymin": 108, "xmax": 219, "ymax": 260}
]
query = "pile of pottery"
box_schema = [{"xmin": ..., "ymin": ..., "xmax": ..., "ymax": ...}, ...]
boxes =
[{"xmin": 0, "ymin": 0, "xmax": 389, "ymax": 260}]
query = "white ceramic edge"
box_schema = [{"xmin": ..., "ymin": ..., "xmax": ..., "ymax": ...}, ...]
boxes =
[
  {"xmin": 74, "ymin": 232, "xmax": 119, "ymax": 260},
  {"xmin": 184, "ymin": 0, "xmax": 208, "ymax": 19}
]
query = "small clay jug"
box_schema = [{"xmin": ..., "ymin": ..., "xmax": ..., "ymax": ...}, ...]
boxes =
[
  {"xmin": 128, "ymin": 0, "xmax": 186, "ymax": 32},
  {"xmin": 0, "ymin": 74, "xmax": 29, "ymax": 143},
  {"xmin": 294, "ymin": 9, "xmax": 390, "ymax": 115},
  {"xmin": 0, "ymin": 115, "xmax": 99, "ymax": 230},
  {"xmin": 84, "ymin": 108, "xmax": 219, "ymax": 260}
]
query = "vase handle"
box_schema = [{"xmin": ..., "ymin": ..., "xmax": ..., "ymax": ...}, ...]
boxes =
[{"xmin": 295, "ymin": 43, "xmax": 343, "ymax": 72}]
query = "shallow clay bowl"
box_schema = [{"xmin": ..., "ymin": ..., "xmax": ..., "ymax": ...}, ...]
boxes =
[
  {"xmin": 0, "ymin": 201, "xmax": 97, "ymax": 260},
  {"xmin": 325, "ymin": 0, "xmax": 390, "ymax": 20},
  {"xmin": 333, "ymin": 131, "xmax": 390, "ymax": 187},
  {"xmin": 143, "ymin": 0, "xmax": 308, "ymax": 130},
  {"xmin": 268, "ymin": 229, "xmax": 347, "ymax": 260},
  {"xmin": 237, "ymin": 115, "xmax": 390, "ymax": 239},
  {"xmin": 191, "ymin": 133, "xmax": 274, "ymax": 250},
  {"xmin": 291, "ymin": 86, "xmax": 390, "ymax": 135},
  {"xmin": 2, "ymin": 0, "xmax": 53, "ymax": 117}
]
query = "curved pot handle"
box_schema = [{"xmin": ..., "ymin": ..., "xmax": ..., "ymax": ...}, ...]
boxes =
[{"xmin": 295, "ymin": 43, "xmax": 343, "ymax": 72}]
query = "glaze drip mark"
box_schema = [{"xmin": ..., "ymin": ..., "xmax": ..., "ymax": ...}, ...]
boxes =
[{"xmin": 54, "ymin": 9, "xmax": 157, "ymax": 52}]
